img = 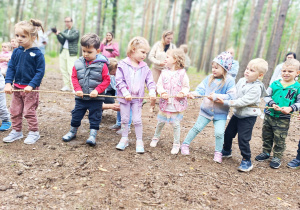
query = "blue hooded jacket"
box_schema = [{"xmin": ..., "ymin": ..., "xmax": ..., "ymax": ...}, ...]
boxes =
[{"xmin": 5, "ymin": 46, "xmax": 45, "ymax": 88}]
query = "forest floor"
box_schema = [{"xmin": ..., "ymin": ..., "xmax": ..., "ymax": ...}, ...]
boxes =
[{"xmin": 0, "ymin": 57, "xmax": 299, "ymax": 209}]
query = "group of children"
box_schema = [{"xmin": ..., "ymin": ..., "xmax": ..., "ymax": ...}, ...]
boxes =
[{"xmin": 1, "ymin": 18, "xmax": 300, "ymax": 172}]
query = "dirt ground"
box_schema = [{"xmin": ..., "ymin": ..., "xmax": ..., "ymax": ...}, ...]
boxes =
[{"xmin": 0, "ymin": 59, "xmax": 299, "ymax": 209}]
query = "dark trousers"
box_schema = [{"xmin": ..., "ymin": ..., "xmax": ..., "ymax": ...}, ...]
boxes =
[
  {"xmin": 223, "ymin": 115, "xmax": 257, "ymax": 161},
  {"xmin": 296, "ymin": 140, "xmax": 300, "ymax": 160},
  {"xmin": 103, "ymin": 89, "xmax": 115, "ymax": 104},
  {"xmin": 71, "ymin": 99, "xmax": 103, "ymax": 130}
]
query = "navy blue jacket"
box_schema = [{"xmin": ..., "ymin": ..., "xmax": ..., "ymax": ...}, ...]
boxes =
[{"xmin": 5, "ymin": 46, "xmax": 45, "ymax": 88}]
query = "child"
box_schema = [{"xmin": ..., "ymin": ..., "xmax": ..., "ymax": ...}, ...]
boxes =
[
  {"xmin": 107, "ymin": 58, "xmax": 133, "ymax": 135},
  {"xmin": 181, "ymin": 52, "xmax": 236, "ymax": 163},
  {"xmin": 179, "ymin": 44, "xmax": 191, "ymax": 71},
  {"xmin": 217, "ymin": 58, "xmax": 268, "ymax": 172},
  {"xmin": 3, "ymin": 19, "xmax": 45, "ymax": 144},
  {"xmin": 62, "ymin": 33, "xmax": 110, "ymax": 146},
  {"xmin": 0, "ymin": 42, "xmax": 13, "ymax": 76},
  {"xmin": 150, "ymin": 49, "xmax": 190, "ymax": 154},
  {"xmin": 287, "ymin": 114, "xmax": 300, "ymax": 169},
  {"xmin": 255, "ymin": 59, "xmax": 300, "ymax": 169},
  {"xmin": 115, "ymin": 36, "xmax": 156, "ymax": 153},
  {"xmin": 10, "ymin": 38, "xmax": 19, "ymax": 50}
]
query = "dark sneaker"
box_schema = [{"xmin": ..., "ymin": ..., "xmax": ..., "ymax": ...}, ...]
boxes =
[
  {"xmin": 255, "ymin": 152, "xmax": 270, "ymax": 162},
  {"xmin": 222, "ymin": 149, "xmax": 232, "ymax": 158},
  {"xmin": 109, "ymin": 124, "xmax": 121, "ymax": 131},
  {"xmin": 62, "ymin": 126, "xmax": 78, "ymax": 142},
  {"xmin": 238, "ymin": 159, "xmax": 253, "ymax": 172},
  {"xmin": 0, "ymin": 121, "xmax": 12, "ymax": 131},
  {"xmin": 270, "ymin": 157, "xmax": 281, "ymax": 169},
  {"xmin": 287, "ymin": 159, "xmax": 300, "ymax": 169}
]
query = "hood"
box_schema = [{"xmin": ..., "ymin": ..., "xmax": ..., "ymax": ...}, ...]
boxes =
[
  {"xmin": 122, "ymin": 57, "xmax": 147, "ymax": 68},
  {"xmin": 87, "ymin": 54, "xmax": 109, "ymax": 65},
  {"xmin": 18, "ymin": 46, "xmax": 41, "ymax": 53},
  {"xmin": 251, "ymin": 78, "xmax": 267, "ymax": 98}
]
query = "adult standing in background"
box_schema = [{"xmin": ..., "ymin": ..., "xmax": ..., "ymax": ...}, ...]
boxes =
[
  {"xmin": 54, "ymin": 17, "xmax": 80, "ymax": 91},
  {"xmin": 226, "ymin": 47, "xmax": 239, "ymax": 79},
  {"xmin": 34, "ymin": 29, "xmax": 50, "ymax": 55},
  {"xmin": 269, "ymin": 52, "xmax": 296, "ymax": 86},
  {"xmin": 100, "ymin": 32, "xmax": 119, "ymax": 58}
]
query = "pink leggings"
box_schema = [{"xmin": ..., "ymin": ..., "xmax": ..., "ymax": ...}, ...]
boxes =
[{"xmin": 120, "ymin": 101, "xmax": 142, "ymax": 140}]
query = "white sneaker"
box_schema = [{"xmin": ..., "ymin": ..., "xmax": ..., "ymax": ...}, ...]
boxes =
[
  {"xmin": 24, "ymin": 131, "xmax": 40, "ymax": 144},
  {"xmin": 3, "ymin": 129, "xmax": 23, "ymax": 143},
  {"xmin": 60, "ymin": 86, "xmax": 71, "ymax": 91},
  {"xmin": 171, "ymin": 144, "xmax": 180, "ymax": 154},
  {"xmin": 150, "ymin": 137, "xmax": 159, "ymax": 147}
]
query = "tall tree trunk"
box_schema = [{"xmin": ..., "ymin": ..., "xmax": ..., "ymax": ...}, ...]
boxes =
[
  {"xmin": 177, "ymin": 0, "xmax": 193, "ymax": 46},
  {"xmin": 112, "ymin": 0, "xmax": 118, "ymax": 35},
  {"xmin": 296, "ymin": 38, "xmax": 300, "ymax": 60},
  {"xmin": 102, "ymin": 0, "xmax": 108, "ymax": 37},
  {"xmin": 140, "ymin": 0, "xmax": 148, "ymax": 36},
  {"xmin": 283, "ymin": 13, "xmax": 300, "ymax": 57},
  {"xmin": 129, "ymin": 0, "xmax": 136, "ymax": 39},
  {"xmin": 96, "ymin": 0, "xmax": 102, "ymax": 36},
  {"xmin": 204, "ymin": 0, "xmax": 221, "ymax": 74},
  {"xmin": 144, "ymin": 0, "xmax": 152, "ymax": 39},
  {"xmin": 196, "ymin": 0, "xmax": 213, "ymax": 72},
  {"xmin": 256, "ymin": 0, "xmax": 273, "ymax": 58},
  {"xmin": 262, "ymin": 0, "xmax": 290, "ymax": 86},
  {"xmin": 14, "ymin": 0, "xmax": 21, "ymax": 24},
  {"xmin": 218, "ymin": 0, "xmax": 232, "ymax": 52},
  {"xmin": 266, "ymin": 0, "xmax": 281, "ymax": 59},
  {"xmin": 149, "ymin": 0, "xmax": 156, "ymax": 46},
  {"xmin": 236, "ymin": 0, "xmax": 265, "ymax": 81},
  {"xmin": 163, "ymin": 0, "xmax": 175, "ymax": 30},
  {"xmin": 153, "ymin": 0, "xmax": 162, "ymax": 42},
  {"xmin": 19, "ymin": 0, "xmax": 26, "ymax": 20},
  {"xmin": 79, "ymin": 0, "xmax": 87, "ymax": 56},
  {"xmin": 44, "ymin": 0, "xmax": 50, "ymax": 30},
  {"xmin": 171, "ymin": 0, "xmax": 177, "ymax": 31}
]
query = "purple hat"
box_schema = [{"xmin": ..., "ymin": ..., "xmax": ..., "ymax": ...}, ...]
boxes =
[{"xmin": 212, "ymin": 52, "xmax": 233, "ymax": 71}]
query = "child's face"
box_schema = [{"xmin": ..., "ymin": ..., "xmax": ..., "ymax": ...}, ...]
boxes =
[
  {"xmin": 15, "ymin": 28, "xmax": 35, "ymax": 49},
  {"xmin": 212, "ymin": 62, "xmax": 225, "ymax": 78},
  {"xmin": 10, "ymin": 39, "xmax": 19, "ymax": 48},
  {"xmin": 2, "ymin": 45, "xmax": 10, "ymax": 52},
  {"xmin": 244, "ymin": 65, "xmax": 263, "ymax": 83},
  {"xmin": 132, "ymin": 48, "xmax": 147, "ymax": 63},
  {"xmin": 165, "ymin": 53, "xmax": 176, "ymax": 69},
  {"xmin": 281, "ymin": 65, "xmax": 299, "ymax": 83},
  {"xmin": 82, "ymin": 46, "xmax": 100, "ymax": 61}
]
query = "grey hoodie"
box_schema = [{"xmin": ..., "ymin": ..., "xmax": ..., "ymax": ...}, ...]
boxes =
[{"xmin": 224, "ymin": 77, "xmax": 267, "ymax": 118}]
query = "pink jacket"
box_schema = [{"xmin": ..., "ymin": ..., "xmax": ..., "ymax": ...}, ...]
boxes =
[
  {"xmin": 100, "ymin": 42, "xmax": 120, "ymax": 58},
  {"xmin": 0, "ymin": 51, "xmax": 12, "ymax": 69},
  {"xmin": 157, "ymin": 69, "xmax": 189, "ymax": 112},
  {"xmin": 116, "ymin": 57, "xmax": 156, "ymax": 104}
]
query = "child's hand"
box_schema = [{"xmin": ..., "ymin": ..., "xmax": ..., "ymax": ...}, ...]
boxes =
[
  {"xmin": 159, "ymin": 61, "xmax": 166, "ymax": 67},
  {"xmin": 272, "ymin": 104, "xmax": 281, "ymax": 111},
  {"xmin": 76, "ymin": 91, "xmax": 83, "ymax": 98},
  {"xmin": 4, "ymin": 83, "xmax": 12, "ymax": 94},
  {"xmin": 215, "ymin": 97, "xmax": 224, "ymax": 104},
  {"xmin": 111, "ymin": 103, "xmax": 120, "ymax": 111},
  {"xmin": 90, "ymin": 90, "xmax": 98, "ymax": 98},
  {"xmin": 187, "ymin": 92, "xmax": 195, "ymax": 99},
  {"xmin": 125, "ymin": 94, "xmax": 132, "ymax": 101},
  {"xmin": 161, "ymin": 92, "xmax": 169, "ymax": 100},
  {"xmin": 280, "ymin": 107, "xmax": 293, "ymax": 115},
  {"xmin": 24, "ymin": 85, "xmax": 33, "ymax": 93},
  {"xmin": 176, "ymin": 92, "xmax": 184, "ymax": 99},
  {"xmin": 150, "ymin": 95, "xmax": 156, "ymax": 100},
  {"xmin": 207, "ymin": 93, "xmax": 214, "ymax": 101}
]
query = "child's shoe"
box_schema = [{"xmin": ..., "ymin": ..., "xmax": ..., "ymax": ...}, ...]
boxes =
[
  {"xmin": 287, "ymin": 159, "xmax": 300, "ymax": 169},
  {"xmin": 171, "ymin": 144, "xmax": 180, "ymax": 155},
  {"xmin": 270, "ymin": 157, "xmax": 281, "ymax": 169},
  {"xmin": 24, "ymin": 131, "xmax": 40, "ymax": 144},
  {"xmin": 116, "ymin": 128, "xmax": 131, "ymax": 135},
  {"xmin": 150, "ymin": 137, "xmax": 159, "ymax": 147},
  {"xmin": 3, "ymin": 129, "xmax": 23, "ymax": 143},
  {"xmin": 0, "ymin": 121, "xmax": 12, "ymax": 131},
  {"xmin": 116, "ymin": 137, "xmax": 129, "ymax": 150},
  {"xmin": 136, "ymin": 140, "xmax": 144, "ymax": 154},
  {"xmin": 255, "ymin": 152, "xmax": 270, "ymax": 162},
  {"xmin": 109, "ymin": 124, "xmax": 121, "ymax": 131},
  {"xmin": 181, "ymin": 144, "xmax": 190, "ymax": 155},
  {"xmin": 238, "ymin": 159, "xmax": 253, "ymax": 172},
  {"xmin": 213, "ymin": 151, "xmax": 222, "ymax": 163},
  {"xmin": 62, "ymin": 126, "xmax": 78, "ymax": 142},
  {"xmin": 222, "ymin": 149, "xmax": 232, "ymax": 158},
  {"xmin": 86, "ymin": 129, "xmax": 97, "ymax": 146}
]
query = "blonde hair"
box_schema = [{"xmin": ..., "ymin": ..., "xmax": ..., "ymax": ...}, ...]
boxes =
[
  {"xmin": 126, "ymin": 36, "xmax": 150, "ymax": 57},
  {"xmin": 15, "ymin": 19, "xmax": 44, "ymax": 41},
  {"xmin": 161, "ymin": 30, "xmax": 174, "ymax": 50},
  {"xmin": 167, "ymin": 49, "xmax": 185, "ymax": 70},
  {"xmin": 283, "ymin": 58, "xmax": 300, "ymax": 71},
  {"xmin": 108, "ymin": 58, "xmax": 118, "ymax": 72},
  {"xmin": 248, "ymin": 58, "xmax": 268, "ymax": 74},
  {"xmin": 179, "ymin": 44, "xmax": 188, "ymax": 54},
  {"xmin": 2, "ymin": 42, "xmax": 12, "ymax": 51},
  {"xmin": 208, "ymin": 61, "xmax": 227, "ymax": 89}
]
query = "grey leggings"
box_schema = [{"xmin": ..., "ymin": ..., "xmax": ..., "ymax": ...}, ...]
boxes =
[{"xmin": 154, "ymin": 121, "xmax": 181, "ymax": 145}]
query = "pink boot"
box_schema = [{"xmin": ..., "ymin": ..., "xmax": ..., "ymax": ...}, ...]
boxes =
[{"xmin": 214, "ymin": 151, "xmax": 222, "ymax": 163}]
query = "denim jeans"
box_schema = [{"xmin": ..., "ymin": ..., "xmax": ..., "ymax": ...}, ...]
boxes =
[{"xmin": 183, "ymin": 115, "xmax": 226, "ymax": 152}]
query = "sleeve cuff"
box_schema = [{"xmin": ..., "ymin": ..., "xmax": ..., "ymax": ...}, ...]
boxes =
[
  {"xmin": 290, "ymin": 105, "xmax": 297, "ymax": 112},
  {"xmin": 149, "ymin": 89, "xmax": 156, "ymax": 96},
  {"xmin": 223, "ymin": 100, "xmax": 230, "ymax": 107},
  {"xmin": 122, "ymin": 89, "xmax": 130, "ymax": 97},
  {"xmin": 28, "ymin": 83, "xmax": 37, "ymax": 89},
  {"xmin": 268, "ymin": 100, "xmax": 276, "ymax": 107}
]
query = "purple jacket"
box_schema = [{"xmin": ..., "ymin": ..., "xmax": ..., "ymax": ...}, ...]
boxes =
[{"xmin": 116, "ymin": 57, "xmax": 156, "ymax": 104}]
